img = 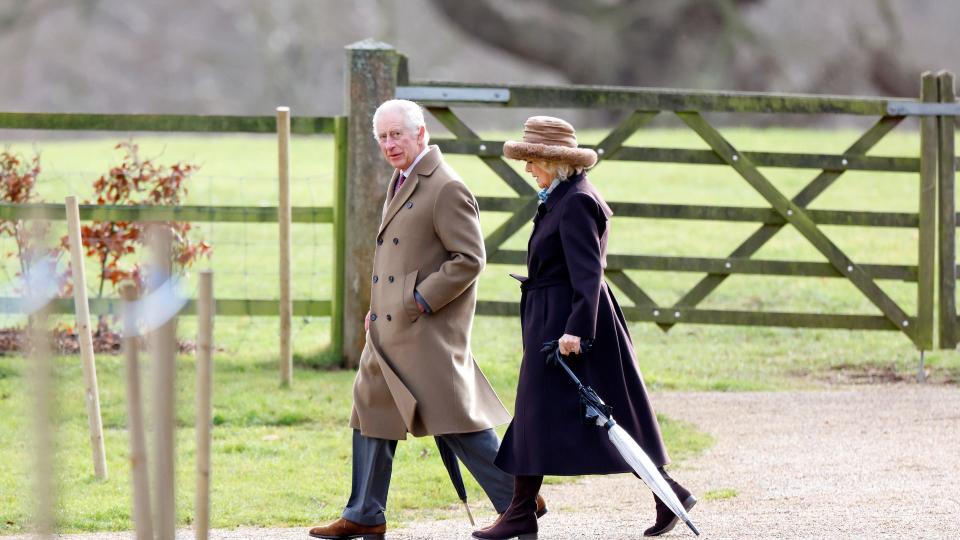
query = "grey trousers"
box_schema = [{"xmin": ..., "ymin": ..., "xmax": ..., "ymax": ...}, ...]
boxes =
[{"xmin": 342, "ymin": 428, "xmax": 514, "ymax": 525}]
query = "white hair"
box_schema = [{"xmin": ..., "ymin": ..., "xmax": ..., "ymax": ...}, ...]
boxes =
[
  {"xmin": 371, "ymin": 99, "xmax": 430, "ymax": 144},
  {"xmin": 536, "ymin": 160, "xmax": 583, "ymax": 182}
]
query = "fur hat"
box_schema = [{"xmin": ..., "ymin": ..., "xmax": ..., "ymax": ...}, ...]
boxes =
[{"xmin": 503, "ymin": 116, "xmax": 597, "ymax": 169}]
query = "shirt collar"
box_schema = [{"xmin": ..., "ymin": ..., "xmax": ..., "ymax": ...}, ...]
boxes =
[{"xmin": 400, "ymin": 146, "xmax": 431, "ymax": 179}]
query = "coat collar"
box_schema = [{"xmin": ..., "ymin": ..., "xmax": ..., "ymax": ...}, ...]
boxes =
[
  {"xmin": 379, "ymin": 145, "xmax": 442, "ymax": 235},
  {"xmin": 535, "ymin": 171, "xmax": 585, "ymax": 221}
]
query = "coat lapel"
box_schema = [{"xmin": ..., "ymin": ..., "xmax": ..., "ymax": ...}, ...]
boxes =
[
  {"xmin": 528, "ymin": 173, "xmax": 592, "ymax": 267},
  {"xmin": 381, "ymin": 169, "xmax": 401, "ymax": 222},
  {"xmin": 543, "ymin": 173, "xmax": 580, "ymax": 213},
  {"xmin": 378, "ymin": 145, "xmax": 442, "ymax": 236}
]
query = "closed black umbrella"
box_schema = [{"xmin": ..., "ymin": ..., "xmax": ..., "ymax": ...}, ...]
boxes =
[
  {"xmin": 434, "ymin": 436, "xmax": 475, "ymax": 525},
  {"xmin": 541, "ymin": 340, "xmax": 700, "ymax": 536}
]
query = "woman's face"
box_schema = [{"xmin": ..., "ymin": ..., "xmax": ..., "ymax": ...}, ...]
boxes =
[{"xmin": 525, "ymin": 161, "xmax": 555, "ymax": 189}]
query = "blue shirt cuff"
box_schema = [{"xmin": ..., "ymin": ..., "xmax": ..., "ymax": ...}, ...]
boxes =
[{"xmin": 413, "ymin": 290, "xmax": 432, "ymax": 313}]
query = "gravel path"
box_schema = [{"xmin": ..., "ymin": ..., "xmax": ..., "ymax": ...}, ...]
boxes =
[{"xmin": 6, "ymin": 384, "xmax": 959, "ymax": 539}]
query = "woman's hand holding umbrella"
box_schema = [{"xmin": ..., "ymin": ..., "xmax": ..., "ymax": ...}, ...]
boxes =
[{"xmin": 557, "ymin": 333, "xmax": 581, "ymax": 355}]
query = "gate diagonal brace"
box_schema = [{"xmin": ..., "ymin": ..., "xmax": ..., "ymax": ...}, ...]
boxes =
[
  {"xmin": 675, "ymin": 112, "xmax": 915, "ymax": 341},
  {"xmin": 592, "ymin": 111, "xmax": 659, "ymax": 162},
  {"xmin": 661, "ymin": 115, "xmax": 903, "ymax": 332},
  {"xmin": 427, "ymin": 106, "xmax": 535, "ymax": 197}
]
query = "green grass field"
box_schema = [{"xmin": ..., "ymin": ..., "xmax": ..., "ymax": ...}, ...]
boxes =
[{"xmin": 1, "ymin": 123, "xmax": 958, "ymax": 533}]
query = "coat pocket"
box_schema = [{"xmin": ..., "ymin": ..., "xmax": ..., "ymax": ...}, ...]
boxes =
[{"xmin": 402, "ymin": 268, "xmax": 420, "ymax": 323}]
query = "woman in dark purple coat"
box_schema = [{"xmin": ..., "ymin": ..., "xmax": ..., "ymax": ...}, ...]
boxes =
[{"xmin": 472, "ymin": 117, "xmax": 696, "ymax": 540}]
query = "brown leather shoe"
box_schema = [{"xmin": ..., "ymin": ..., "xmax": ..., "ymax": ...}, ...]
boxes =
[{"xmin": 308, "ymin": 517, "xmax": 386, "ymax": 539}]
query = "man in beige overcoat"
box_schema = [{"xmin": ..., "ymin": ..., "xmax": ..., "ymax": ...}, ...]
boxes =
[{"xmin": 309, "ymin": 99, "xmax": 540, "ymax": 540}]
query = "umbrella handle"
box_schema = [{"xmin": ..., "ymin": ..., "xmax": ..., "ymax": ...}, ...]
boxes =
[{"xmin": 553, "ymin": 350, "xmax": 585, "ymax": 388}]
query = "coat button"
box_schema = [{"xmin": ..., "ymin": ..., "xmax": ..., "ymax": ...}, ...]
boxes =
[
  {"xmin": 372, "ymin": 275, "xmax": 379, "ymax": 283},
  {"xmin": 370, "ymin": 313, "xmax": 377, "ymax": 321},
  {"xmin": 388, "ymin": 276, "xmax": 394, "ymax": 283},
  {"xmin": 386, "ymin": 314, "xmax": 392, "ymax": 321},
  {"xmin": 377, "ymin": 238, "xmax": 383, "ymax": 246},
  {"xmin": 393, "ymin": 238, "xmax": 399, "ymax": 245},
  {"xmin": 406, "ymin": 201, "xmax": 413, "ymax": 209}
]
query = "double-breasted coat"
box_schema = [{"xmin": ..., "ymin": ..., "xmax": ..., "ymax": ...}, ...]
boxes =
[
  {"xmin": 495, "ymin": 172, "xmax": 670, "ymax": 475},
  {"xmin": 349, "ymin": 146, "xmax": 511, "ymax": 440}
]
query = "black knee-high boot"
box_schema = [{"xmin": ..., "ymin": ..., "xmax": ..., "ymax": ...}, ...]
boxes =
[
  {"xmin": 643, "ymin": 467, "xmax": 697, "ymax": 537},
  {"xmin": 472, "ymin": 475, "xmax": 543, "ymax": 540}
]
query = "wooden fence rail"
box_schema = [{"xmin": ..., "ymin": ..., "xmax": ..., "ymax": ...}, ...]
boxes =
[
  {"xmin": 0, "ymin": 297, "xmax": 331, "ymax": 317},
  {"xmin": 0, "ymin": 112, "xmax": 335, "ymax": 134},
  {"xmin": 0, "ymin": 203, "xmax": 334, "ymax": 223}
]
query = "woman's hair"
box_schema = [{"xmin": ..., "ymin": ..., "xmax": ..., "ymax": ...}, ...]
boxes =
[
  {"xmin": 371, "ymin": 99, "xmax": 431, "ymax": 144},
  {"xmin": 536, "ymin": 160, "xmax": 583, "ymax": 181}
]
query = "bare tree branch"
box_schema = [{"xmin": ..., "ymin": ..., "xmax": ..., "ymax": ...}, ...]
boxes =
[
  {"xmin": 0, "ymin": 0, "xmax": 96, "ymax": 33},
  {"xmin": 428, "ymin": 0, "xmax": 769, "ymax": 87}
]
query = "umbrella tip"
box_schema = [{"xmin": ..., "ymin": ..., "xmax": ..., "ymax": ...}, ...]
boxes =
[
  {"xmin": 685, "ymin": 520, "xmax": 700, "ymax": 536},
  {"xmin": 462, "ymin": 500, "xmax": 475, "ymax": 526}
]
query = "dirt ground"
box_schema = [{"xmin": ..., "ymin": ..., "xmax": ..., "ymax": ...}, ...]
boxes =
[{"xmin": 5, "ymin": 383, "xmax": 959, "ymax": 539}]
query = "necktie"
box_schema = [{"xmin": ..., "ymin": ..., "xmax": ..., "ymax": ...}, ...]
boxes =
[{"xmin": 394, "ymin": 174, "xmax": 406, "ymax": 198}]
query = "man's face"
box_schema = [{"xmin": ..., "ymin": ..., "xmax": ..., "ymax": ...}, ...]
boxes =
[{"xmin": 375, "ymin": 109, "xmax": 424, "ymax": 170}]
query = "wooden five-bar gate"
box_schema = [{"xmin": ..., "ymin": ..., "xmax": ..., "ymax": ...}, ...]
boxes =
[{"xmin": 339, "ymin": 44, "xmax": 960, "ymax": 358}]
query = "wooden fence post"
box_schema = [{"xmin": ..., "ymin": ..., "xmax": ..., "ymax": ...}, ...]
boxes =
[
  {"xmin": 331, "ymin": 116, "xmax": 348, "ymax": 363},
  {"xmin": 918, "ymin": 72, "xmax": 938, "ymax": 353},
  {"xmin": 343, "ymin": 40, "xmax": 406, "ymax": 368},
  {"xmin": 120, "ymin": 282, "xmax": 153, "ymax": 540},
  {"xmin": 277, "ymin": 106, "xmax": 293, "ymax": 385},
  {"xmin": 194, "ymin": 270, "xmax": 214, "ymax": 540},
  {"xmin": 64, "ymin": 195, "xmax": 108, "ymax": 480},
  {"xmin": 937, "ymin": 71, "xmax": 958, "ymax": 349}
]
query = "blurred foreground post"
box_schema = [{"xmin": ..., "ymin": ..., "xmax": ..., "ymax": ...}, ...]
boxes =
[
  {"xmin": 121, "ymin": 282, "xmax": 153, "ymax": 540},
  {"xmin": 277, "ymin": 106, "xmax": 293, "ymax": 386},
  {"xmin": 27, "ymin": 263, "xmax": 55, "ymax": 539},
  {"xmin": 65, "ymin": 195, "xmax": 108, "ymax": 480},
  {"xmin": 195, "ymin": 270, "xmax": 214, "ymax": 540},
  {"xmin": 149, "ymin": 226, "xmax": 177, "ymax": 540}
]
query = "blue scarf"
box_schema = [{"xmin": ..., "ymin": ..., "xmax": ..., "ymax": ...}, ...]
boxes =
[{"xmin": 537, "ymin": 178, "xmax": 561, "ymax": 203}]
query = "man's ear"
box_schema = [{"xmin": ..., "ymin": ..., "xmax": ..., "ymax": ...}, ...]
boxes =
[{"xmin": 417, "ymin": 125, "xmax": 426, "ymax": 145}]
